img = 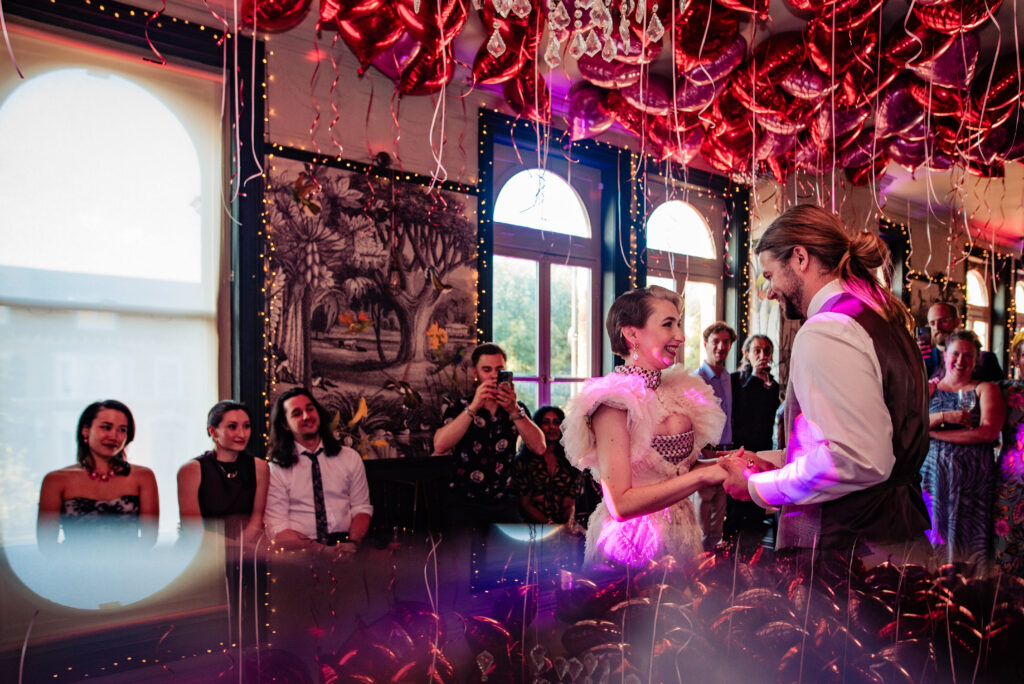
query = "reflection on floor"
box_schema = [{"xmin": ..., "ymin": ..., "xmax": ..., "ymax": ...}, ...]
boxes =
[{"xmin": 4, "ymin": 530, "xmax": 1024, "ymax": 683}]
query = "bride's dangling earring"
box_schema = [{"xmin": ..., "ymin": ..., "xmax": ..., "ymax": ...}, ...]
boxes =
[{"xmin": 632, "ymin": 341, "xmax": 639, "ymax": 362}]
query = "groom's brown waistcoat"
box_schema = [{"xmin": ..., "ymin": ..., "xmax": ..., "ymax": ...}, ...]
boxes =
[{"xmin": 778, "ymin": 292, "xmax": 930, "ymax": 550}]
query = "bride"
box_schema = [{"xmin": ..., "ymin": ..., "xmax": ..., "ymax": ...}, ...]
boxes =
[{"xmin": 562, "ymin": 286, "xmax": 726, "ymax": 568}]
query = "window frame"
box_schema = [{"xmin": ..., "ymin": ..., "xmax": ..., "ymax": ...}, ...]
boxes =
[
  {"xmin": 491, "ymin": 152, "xmax": 603, "ymax": 406},
  {"xmin": 966, "ymin": 267, "xmax": 992, "ymax": 349},
  {"xmin": 641, "ymin": 177, "xmax": 734, "ymax": 369},
  {"xmin": 0, "ymin": 0, "xmax": 263, "ymax": 672},
  {"xmin": 478, "ymin": 111, "xmax": 636, "ymax": 392},
  {"xmin": 642, "ymin": 186, "xmax": 728, "ymax": 316}
]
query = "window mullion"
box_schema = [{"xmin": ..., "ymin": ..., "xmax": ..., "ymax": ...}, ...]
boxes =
[{"xmin": 539, "ymin": 257, "xmax": 552, "ymax": 407}]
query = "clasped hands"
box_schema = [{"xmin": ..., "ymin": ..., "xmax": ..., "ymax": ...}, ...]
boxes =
[{"xmin": 714, "ymin": 448, "xmax": 777, "ymax": 501}]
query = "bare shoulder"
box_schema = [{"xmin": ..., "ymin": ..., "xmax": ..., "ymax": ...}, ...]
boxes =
[
  {"xmin": 47, "ymin": 464, "xmax": 86, "ymax": 479},
  {"xmin": 130, "ymin": 464, "xmax": 157, "ymax": 481},
  {"xmin": 253, "ymin": 457, "xmax": 270, "ymax": 474},
  {"xmin": 177, "ymin": 459, "xmax": 201, "ymax": 477},
  {"xmin": 42, "ymin": 466, "xmax": 76, "ymax": 485},
  {"xmin": 977, "ymin": 381, "xmax": 1003, "ymax": 399},
  {"xmin": 590, "ymin": 403, "xmax": 628, "ymax": 430}
]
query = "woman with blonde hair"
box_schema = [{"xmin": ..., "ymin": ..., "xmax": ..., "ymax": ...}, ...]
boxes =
[
  {"xmin": 922, "ymin": 329, "xmax": 1005, "ymax": 565},
  {"xmin": 561, "ymin": 286, "xmax": 726, "ymax": 568}
]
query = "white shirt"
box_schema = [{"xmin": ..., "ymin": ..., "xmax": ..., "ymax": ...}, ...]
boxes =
[
  {"xmin": 264, "ymin": 440, "xmax": 374, "ymax": 540},
  {"xmin": 748, "ymin": 279, "xmax": 895, "ymax": 507}
]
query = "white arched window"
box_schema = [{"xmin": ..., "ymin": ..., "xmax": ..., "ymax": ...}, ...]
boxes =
[
  {"xmin": 492, "ymin": 157, "xmax": 600, "ymax": 409},
  {"xmin": 644, "ymin": 194, "xmax": 725, "ymax": 370},
  {"xmin": 646, "ymin": 200, "xmax": 716, "ymax": 258},
  {"xmin": 0, "ymin": 27, "xmax": 221, "ymax": 610},
  {"xmin": 494, "ymin": 169, "xmax": 591, "ymax": 238},
  {"xmin": 966, "ymin": 269, "xmax": 990, "ymax": 349}
]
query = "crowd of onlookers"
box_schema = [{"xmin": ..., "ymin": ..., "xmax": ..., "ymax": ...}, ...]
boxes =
[{"xmin": 36, "ymin": 302, "xmax": 1024, "ymax": 578}]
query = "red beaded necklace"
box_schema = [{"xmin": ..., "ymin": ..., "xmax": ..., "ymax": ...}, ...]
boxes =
[{"xmin": 88, "ymin": 467, "xmax": 119, "ymax": 483}]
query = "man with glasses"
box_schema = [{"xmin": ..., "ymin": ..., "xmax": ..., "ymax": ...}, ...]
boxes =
[{"xmin": 922, "ymin": 302, "xmax": 1003, "ymax": 381}]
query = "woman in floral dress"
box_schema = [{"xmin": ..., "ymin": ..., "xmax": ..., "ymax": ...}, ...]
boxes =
[{"xmin": 995, "ymin": 331, "xmax": 1024, "ymax": 574}]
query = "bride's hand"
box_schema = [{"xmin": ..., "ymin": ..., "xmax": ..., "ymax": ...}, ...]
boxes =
[
  {"xmin": 701, "ymin": 463, "xmax": 727, "ymax": 486},
  {"xmin": 719, "ymin": 450, "xmax": 754, "ymax": 501}
]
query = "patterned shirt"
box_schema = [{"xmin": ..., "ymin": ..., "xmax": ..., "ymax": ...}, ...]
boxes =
[
  {"xmin": 442, "ymin": 397, "xmax": 529, "ymax": 501},
  {"xmin": 511, "ymin": 445, "xmax": 581, "ymax": 523}
]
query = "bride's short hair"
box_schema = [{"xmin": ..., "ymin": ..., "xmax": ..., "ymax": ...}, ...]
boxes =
[{"xmin": 606, "ymin": 286, "xmax": 682, "ymax": 357}]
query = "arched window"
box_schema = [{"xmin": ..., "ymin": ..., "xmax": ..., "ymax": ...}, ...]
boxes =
[
  {"xmin": 494, "ymin": 169, "xmax": 591, "ymax": 238},
  {"xmin": 0, "ymin": 28, "xmax": 221, "ymax": 610},
  {"xmin": 966, "ymin": 269, "xmax": 990, "ymax": 349},
  {"xmin": 646, "ymin": 200, "xmax": 715, "ymax": 258},
  {"xmin": 492, "ymin": 157, "xmax": 600, "ymax": 409},
  {"xmin": 644, "ymin": 194, "xmax": 725, "ymax": 370}
]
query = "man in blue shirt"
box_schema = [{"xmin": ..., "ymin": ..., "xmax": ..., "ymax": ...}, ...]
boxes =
[{"xmin": 695, "ymin": 321, "xmax": 736, "ymax": 550}]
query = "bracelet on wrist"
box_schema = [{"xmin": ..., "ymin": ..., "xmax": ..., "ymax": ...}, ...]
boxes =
[{"xmin": 465, "ymin": 406, "xmax": 477, "ymax": 418}]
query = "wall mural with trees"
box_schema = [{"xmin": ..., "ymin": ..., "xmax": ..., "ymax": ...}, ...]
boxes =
[{"xmin": 264, "ymin": 157, "xmax": 478, "ymax": 458}]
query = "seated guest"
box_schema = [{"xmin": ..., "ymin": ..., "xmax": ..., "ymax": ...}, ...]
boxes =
[
  {"xmin": 38, "ymin": 400, "xmax": 159, "ymax": 551},
  {"xmin": 434, "ymin": 343, "xmax": 545, "ymax": 532},
  {"xmin": 177, "ymin": 401, "xmax": 269, "ymax": 541},
  {"xmin": 922, "ymin": 330, "xmax": 1005, "ymax": 565},
  {"xmin": 512, "ymin": 406, "xmax": 580, "ymax": 525},
  {"xmin": 725, "ymin": 335, "xmax": 781, "ymax": 546},
  {"xmin": 995, "ymin": 330, "xmax": 1024, "ymax": 575},
  {"xmin": 264, "ymin": 388, "xmax": 372, "ymax": 555},
  {"xmin": 922, "ymin": 302, "xmax": 1003, "ymax": 381}
]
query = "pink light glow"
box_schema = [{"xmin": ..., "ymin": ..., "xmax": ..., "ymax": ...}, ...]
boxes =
[
  {"xmin": 683, "ymin": 388, "xmax": 708, "ymax": 405},
  {"xmin": 595, "ymin": 513, "xmax": 662, "ymax": 567}
]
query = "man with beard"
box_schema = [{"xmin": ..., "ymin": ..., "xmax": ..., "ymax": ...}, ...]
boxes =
[
  {"xmin": 720, "ymin": 205, "xmax": 930, "ymax": 560},
  {"xmin": 922, "ymin": 302, "xmax": 1003, "ymax": 381},
  {"xmin": 264, "ymin": 387, "xmax": 372, "ymax": 554}
]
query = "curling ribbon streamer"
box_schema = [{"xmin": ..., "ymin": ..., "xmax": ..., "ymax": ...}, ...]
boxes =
[
  {"xmin": 0, "ymin": 0, "xmax": 24, "ymax": 79},
  {"xmin": 17, "ymin": 609, "xmax": 38, "ymax": 684},
  {"xmin": 201, "ymin": 0, "xmax": 230, "ymax": 119},
  {"xmin": 309, "ymin": 31, "xmax": 322, "ymax": 154},
  {"xmin": 144, "ymin": 0, "xmax": 168, "ymax": 66},
  {"xmin": 327, "ymin": 31, "xmax": 344, "ymax": 156},
  {"xmin": 426, "ymin": 0, "xmax": 450, "ymax": 190},
  {"xmin": 243, "ymin": 17, "xmax": 265, "ymax": 187}
]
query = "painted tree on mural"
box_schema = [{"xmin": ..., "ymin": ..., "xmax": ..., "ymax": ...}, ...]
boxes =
[
  {"xmin": 266, "ymin": 162, "xmax": 476, "ymax": 390},
  {"xmin": 387, "ymin": 183, "xmax": 476, "ymax": 364},
  {"xmin": 266, "ymin": 165, "xmax": 371, "ymax": 387}
]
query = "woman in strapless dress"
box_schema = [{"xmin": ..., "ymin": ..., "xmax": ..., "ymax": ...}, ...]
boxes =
[
  {"xmin": 562, "ymin": 287, "xmax": 727, "ymax": 569},
  {"xmin": 37, "ymin": 400, "xmax": 158, "ymax": 551}
]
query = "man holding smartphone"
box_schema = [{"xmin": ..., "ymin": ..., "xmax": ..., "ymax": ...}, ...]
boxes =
[{"xmin": 434, "ymin": 343, "xmax": 546, "ymax": 531}]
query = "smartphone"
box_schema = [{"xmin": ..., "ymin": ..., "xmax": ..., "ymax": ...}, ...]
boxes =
[
  {"xmin": 496, "ymin": 370, "xmax": 513, "ymax": 388},
  {"xmin": 917, "ymin": 326, "xmax": 931, "ymax": 346}
]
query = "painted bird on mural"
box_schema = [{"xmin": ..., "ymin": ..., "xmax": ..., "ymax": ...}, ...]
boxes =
[
  {"xmin": 427, "ymin": 266, "xmax": 452, "ymax": 293},
  {"xmin": 384, "ymin": 380, "xmax": 422, "ymax": 410},
  {"xmin": 289, "ymin": 172, "xmax": 322, "ymax": 215}
]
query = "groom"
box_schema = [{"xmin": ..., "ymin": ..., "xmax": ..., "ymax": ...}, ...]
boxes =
[{"xmin": 721, "ymin": 205, "xmax": 930, "ymax": 557}]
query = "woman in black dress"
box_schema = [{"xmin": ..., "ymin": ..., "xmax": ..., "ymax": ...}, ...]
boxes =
[{"xmin": 177, "ymin": 401, "xmax": 269, "ymax": 541}]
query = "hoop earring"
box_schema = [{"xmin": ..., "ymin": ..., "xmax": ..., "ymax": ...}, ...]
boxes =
[{"xmin": 631, "ymin": 341, "xmax": 639, "ymax": 362}]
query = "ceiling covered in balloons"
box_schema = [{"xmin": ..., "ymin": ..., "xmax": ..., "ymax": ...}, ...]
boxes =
[{"xmin": 210, "ymin": 0, "xmax": 1023, "ymax": 244}]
